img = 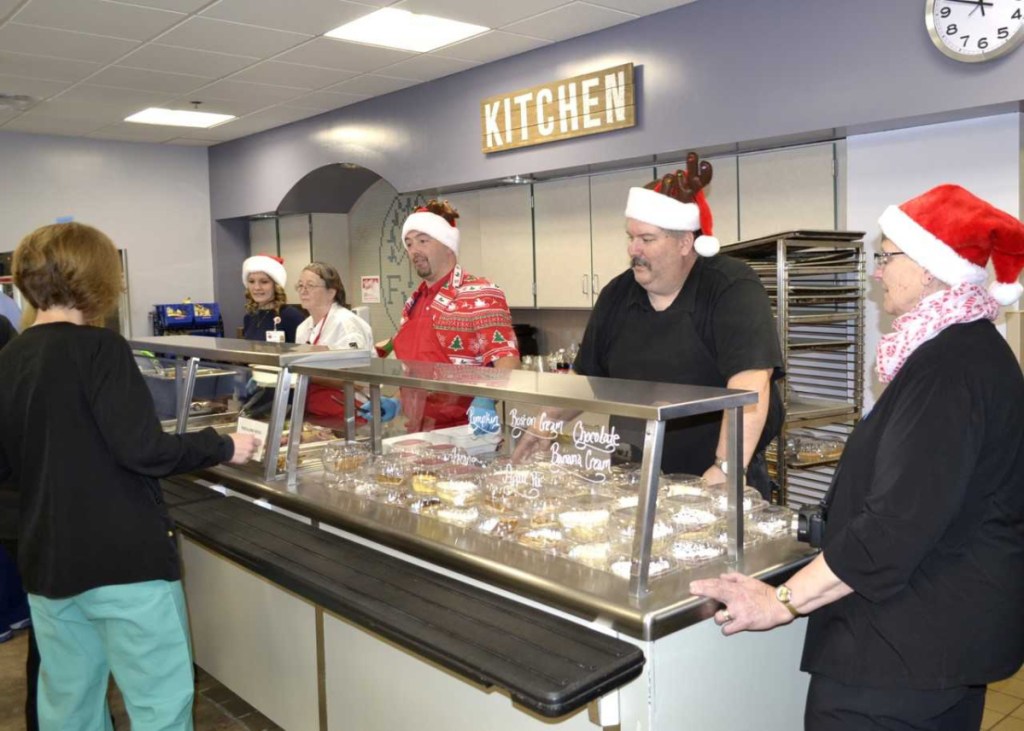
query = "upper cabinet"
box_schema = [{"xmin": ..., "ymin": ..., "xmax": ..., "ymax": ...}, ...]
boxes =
[
  {"xmin": 534, "ymin": 177, "xmax": 593, "ymax": 308},
  {"xmin": 590, "ymin": 168, "xmax": 650, "ymax": 301},
  {"xmin": 479, "ymin": 186, "xmax": 535, "ymax": 308},
  {"xmin": 735, "ymin": 144, "xmax": 836, "ymax": 240}
]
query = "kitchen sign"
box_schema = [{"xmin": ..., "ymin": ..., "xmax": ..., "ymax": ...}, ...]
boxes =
[{"xmin": 480, "ymin": 63, "xmax": 635, "ymax": 154}]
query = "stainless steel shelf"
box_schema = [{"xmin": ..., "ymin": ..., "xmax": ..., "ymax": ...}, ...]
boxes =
[
  {"xmin": 131, "ymin": 335, "xmax": 371, "ymax": 368},
  {"xmin": 291, "ymin": 358, "xmax": 757, "ymax": 420}
]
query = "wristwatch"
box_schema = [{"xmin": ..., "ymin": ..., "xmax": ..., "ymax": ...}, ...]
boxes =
[
  {"xmin": 714, "ymin": 457, "xmax": 729, "ymax": 475},
  {"xmin": 776, "ymin": 584, "xmax": 801, "ymax": 618}
]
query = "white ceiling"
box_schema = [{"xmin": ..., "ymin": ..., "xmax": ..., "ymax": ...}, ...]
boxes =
[{"xmin": 0, "ymin": 0, "xmax": 698, "ymax": 146}]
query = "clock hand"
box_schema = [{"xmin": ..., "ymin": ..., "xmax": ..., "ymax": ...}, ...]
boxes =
[{"xmin": 943, "ymin": 0, "xmax": 992, "ymax": 6}]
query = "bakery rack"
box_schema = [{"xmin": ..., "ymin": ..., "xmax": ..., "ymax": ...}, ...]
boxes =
[{"xmin": 723, "ymin": 230, "xmax": 865, "ymax": 508}]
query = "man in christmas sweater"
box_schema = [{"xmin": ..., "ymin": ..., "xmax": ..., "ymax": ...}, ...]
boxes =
[{"xmin": 371, "ymin": 200, "xmax": 519, "ymax": 432}]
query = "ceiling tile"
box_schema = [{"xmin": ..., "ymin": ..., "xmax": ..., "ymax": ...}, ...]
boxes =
[
  {"xmin": 586, "ymin": 0, "xmax": 693, "ymax": 14},
  {"xmin": 175, "ymin": 105, "xmax": 322, "ymax": 141},
  {"xmin": 188, "ymin": 79, "xmax": 306, "ymax": 105},
  {"xmin": 276, "ymin": 37, "xmax": 413, "ymax": 73},
  {"xmin": 392, "ymin": 0, "xmax": 572, "ymax": 28},
  {"xmin": 55, "ymin": 84, "xmax": 172, "ymax": 107},
  {"xmin": 12, "ymin": 0, "xmax": 184, "ymax": 42},
  {"xmin": 165, "ymin": 137, "xmax": 217, "ymax": 146},
  {"xmin": 378, "ymin": 54, "xmax": 477, "ymax": 83},
  {"xmin": 0, "ymin": 23, "xmax": 140, "ymax": 63},
  {"xmin": 503, "ymin": 2, "xmax": 637, "ymax": 42},
  {"xmin": 158, "ymin": 17, "xmax": 311, "ymax": 57},
  {"xmin": 287, "ymin": 89, "xmax": 367, "ymax": 112},
  {"xmin": 327, "ymin": 74, "xmax": 417, "ymax": 96},
  {"xmin": 118, "ymin": 44, "xmax": 257, "ymax": 78},
  {"xmin": 0, "ymin": 73, "xmax": 71, "ymax": 100},
  {"xmin": 88, "ymin": 66, "xmax": 209, "ymax": 94},
  {"xmin": 162, "ymin": 95, "xmax": 274, "ymax": 117},
  {"xmin": 200, "ymin": 0, "xmax": 370, "ymax": 36},
  {"xmin": 435, "ymin": 31, "xmax": 548, "ymax": 63},
  {"xmin": 0, "ymin": 51, "xmax": 103, "ymax": 83},
  {"xmin": 88, "ymin": 121, "xmax": 182, "ymax": 142},
  {"xmin": 230, "ymin": 61, "xmax": 356, "ymax": 90},
  {"xmin": 0, "ymin": 0, "xmax": 22, "ymax": 18},
  {"xmin": 105, "ymin": 0, "xmax": 210, "ymax": 11},
  {"xmin": 27, "ymin": 98, "xmax": 154, "ymax": 123},
  {"xmin": 2, "ymin": 113, "xmax": 107, "ymax": 136}
]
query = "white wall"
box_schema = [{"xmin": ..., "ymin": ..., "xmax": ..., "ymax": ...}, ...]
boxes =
[
  {"xmin": 846, "ymin": 113, "xmax": 1021, "ymax": 408},
  {"xmin": 0, "ymin": 131, "xmax": 213, "ymax": 336}
]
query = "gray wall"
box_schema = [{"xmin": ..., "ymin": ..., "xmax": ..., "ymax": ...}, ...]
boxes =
[
  {"xmin": 0, "ymin": 131, "xmax": 213, "ymax": 335},
  {"xmin": 208, "ymin": 0, "xmax": 1024, "ymax": 219}
]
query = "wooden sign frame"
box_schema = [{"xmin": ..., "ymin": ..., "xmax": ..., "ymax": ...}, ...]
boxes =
[{"xmin": 480, "ymin": 63, "xmax": 636, "ymax": 154}]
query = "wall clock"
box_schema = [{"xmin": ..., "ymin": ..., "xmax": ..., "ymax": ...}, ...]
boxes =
[{"xmin": 926, "ymin": 0, "xmax": 1024, "ymax": 62}]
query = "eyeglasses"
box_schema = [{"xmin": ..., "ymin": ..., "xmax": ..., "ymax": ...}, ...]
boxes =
[
  {"xmin": 873, "ymin": 251, "xmax": 907, "ymax": 267},
  {"xmin": 294, "ymin": 282, "xmax": 325, "ymax": 293}
]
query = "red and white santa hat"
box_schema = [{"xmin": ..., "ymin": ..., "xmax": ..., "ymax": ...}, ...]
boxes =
[
  {"xmin": 242, "ymin": 254, "xmax": 287, "ymax": 288},
  {"xmin": 624, "ymin": 183, "xmax": 719, "ymax": 257},
  {"xmin": 878, "ymin": 184, "xmax": 1024, "ymax": 306},
  {"xmin": 402, "ymin": 207, "xmax": 460, "ymax": 255}
]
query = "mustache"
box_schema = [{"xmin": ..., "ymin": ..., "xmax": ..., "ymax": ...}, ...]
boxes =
[{"xmin": 631, "ymin": 256, "xmax": 650, "ymax": 269}]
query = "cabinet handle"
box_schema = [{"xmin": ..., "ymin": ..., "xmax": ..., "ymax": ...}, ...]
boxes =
[
  {"xmin": 582, "ymin": 274, "xmax": 589, "ymax": 295},
  {"xmin": 592, "ymin": 274, "xmax": 599, "ymax": 293}
]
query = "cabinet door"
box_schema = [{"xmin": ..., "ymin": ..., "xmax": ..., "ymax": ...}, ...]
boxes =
[
  {"xmin": 278, "ymin": 214, "xmax": 312, "ymax": 305},
  {"xmin": 737, "ymin": 143, "xmax": 836, "ymax": 240},
  {"xmin": 534, "ymin": 177, "xmax": 592, "ymax": 308},
  {"xmin": 442, "ymin": 191, "xmax": 481, "ymax": 279},
  {"xmin": 590, "ymin": 168, "xmax": 647, "ymax": 301},
  {"xmin": 249, "ymin": 218, "xmax": 278, "ymax": 258},
  {"xmin": 478, "ymin": 186, "xmax": 534, "ymax": 308},
  {"xmin": 657, "ymin": 155, "xmax": 739, "ymax": 247}
]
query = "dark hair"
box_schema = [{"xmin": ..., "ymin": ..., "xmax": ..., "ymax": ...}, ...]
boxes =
[
  {"xmin": 419, "ymin": 199, "xmax": 459, "ymax": 226},
  {"xmin": 13, "ymin": 222, "xmax": 122, "ymax": 322},
  {"xmin": 302, "ymin": 262, "xmax": 348, "ymax": 308}
]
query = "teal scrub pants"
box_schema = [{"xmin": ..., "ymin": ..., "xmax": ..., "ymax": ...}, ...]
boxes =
[{"xmin": 28, "ymin": 580, "xmax": 195, "ymax": 731}]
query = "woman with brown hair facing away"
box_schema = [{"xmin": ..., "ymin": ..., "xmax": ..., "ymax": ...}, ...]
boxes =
[{"xmin": 0, "ymin": 222, "xmax": 258, "ymax": 730}]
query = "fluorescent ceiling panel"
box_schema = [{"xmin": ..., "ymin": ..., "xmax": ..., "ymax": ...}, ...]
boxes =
[
  {"xmin": 324, "ymin": 8, "xmax": 487, "ymax": 52},
  {"xmin": 125, "ymin": 107, "xmax": 234, "ymax": 128}
]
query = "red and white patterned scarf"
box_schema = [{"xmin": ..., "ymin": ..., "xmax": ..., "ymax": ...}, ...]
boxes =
[{"xmin": 876, "ymin": 282, "xmax": 999, "ymax": 383}]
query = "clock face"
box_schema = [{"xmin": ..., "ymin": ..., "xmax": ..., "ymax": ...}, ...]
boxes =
[{"xmin": 926, "ymin": 0, "xmax": 1024, "ymax": 62}]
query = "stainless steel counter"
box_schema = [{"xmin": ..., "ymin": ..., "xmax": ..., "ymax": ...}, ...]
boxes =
[{"xmin": 195, "ymin": 463, "xmax": 816, "ymax": 641}]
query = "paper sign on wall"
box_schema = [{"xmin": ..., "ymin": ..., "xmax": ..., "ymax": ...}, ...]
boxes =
[{"xmin": 361, "ymin": 275, "xmax": 381, "ymax": 304}]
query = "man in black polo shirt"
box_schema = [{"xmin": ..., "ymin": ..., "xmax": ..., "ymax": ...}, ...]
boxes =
[{"xmin": 574, "ymin": 153, "xmax": 784, "ymax": 497}]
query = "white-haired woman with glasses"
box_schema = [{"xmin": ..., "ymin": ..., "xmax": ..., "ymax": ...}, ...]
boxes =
[
  {"xmin": 294, "ymin": 262, "xmax": 374, "ymax": 428},
  {"xmin": 692, "ymin": 185, "xmax": 1024, "ymax": 731}
]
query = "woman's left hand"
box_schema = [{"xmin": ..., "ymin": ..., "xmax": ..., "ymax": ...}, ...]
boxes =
[{"xmin": 690, "ymin": 573, "xmax": 795, "ymax": 635}]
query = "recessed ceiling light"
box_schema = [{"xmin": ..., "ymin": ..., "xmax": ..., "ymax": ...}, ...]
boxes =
[
  {"xmin": 324, "ymin": 8, "xmax": 488, "ymax": 53},
  {"xmin": 125, "ymin": 108, "xmax": 235, "ymax": 129}
]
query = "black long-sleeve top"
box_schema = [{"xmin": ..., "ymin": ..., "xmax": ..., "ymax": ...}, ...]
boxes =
[
  {"xmin": 802, "ymin": 320, "xmax": 1024, "ymax": 689},
  {"xmin": 0, "ymin": 322, "xmax": 234, "ymax": 598}
]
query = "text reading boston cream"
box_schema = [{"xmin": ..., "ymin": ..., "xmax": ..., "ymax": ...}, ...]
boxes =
[{"xmin": 480, "ymin": 63, "xmax": 636, "ymax": 153}]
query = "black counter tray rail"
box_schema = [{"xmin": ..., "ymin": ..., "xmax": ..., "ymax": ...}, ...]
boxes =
[{"xmin": 162, "ymin": 478, "xmax": 645, "ymax": 718}]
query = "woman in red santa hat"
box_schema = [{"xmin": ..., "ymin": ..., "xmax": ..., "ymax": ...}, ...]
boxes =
[
  {"xmin": 692, "ymin": 184, "xmax": 1024, "ymax": 731},
  {"xmin": 241, "ymin": 254, "xmax": 304, "ymax": 342}
]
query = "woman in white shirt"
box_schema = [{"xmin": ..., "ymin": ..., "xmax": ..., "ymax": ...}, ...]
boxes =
[{"xmin": 294, "ymin": 262, "xmax": 374, "ymax": 427}]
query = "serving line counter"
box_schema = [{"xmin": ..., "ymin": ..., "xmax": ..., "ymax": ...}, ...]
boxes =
[{"xmin": 132, "ymin": 336, "xmax": 817, "ymax": 731}]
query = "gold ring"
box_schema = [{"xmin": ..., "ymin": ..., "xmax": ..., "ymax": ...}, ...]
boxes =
[{"xmin": 721, "ymin": 609, "xmax": 732, "ymax": 622}]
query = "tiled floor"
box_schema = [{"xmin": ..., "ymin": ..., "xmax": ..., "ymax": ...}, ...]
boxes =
[
  {"xmin": 984, "ymin": 666, "xmax": 1024, "ymax": 731},
  {"xmin": 0, "ymin": 629, "xmax": 282, "ymax": 730}
]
